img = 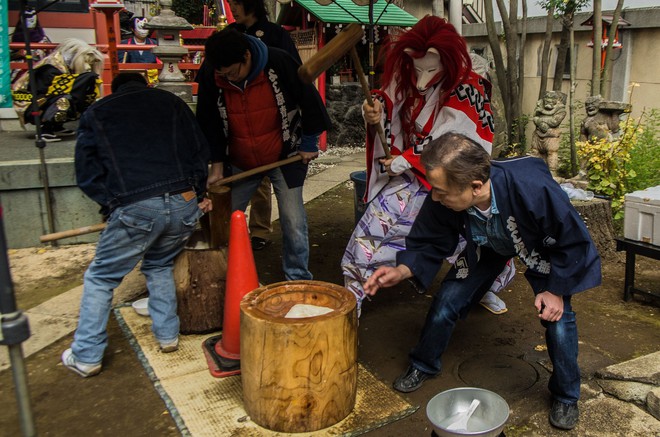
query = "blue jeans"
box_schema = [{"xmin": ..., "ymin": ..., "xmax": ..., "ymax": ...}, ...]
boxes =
[
  {"xmin": 410, "ymin": 248, "xmax": 580, "ymax": 404},
  {"xmin": 71, "ymin": 193, "xmax": 202, "ymax": 365},
  {"xmin": 231, "ymin": 166, "xmax": 311, "ymax": 280}
]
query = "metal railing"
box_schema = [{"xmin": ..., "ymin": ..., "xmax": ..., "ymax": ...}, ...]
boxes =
[{"xmin": 9, "ymin": 42, "xmax": 206, "ymax": 94}]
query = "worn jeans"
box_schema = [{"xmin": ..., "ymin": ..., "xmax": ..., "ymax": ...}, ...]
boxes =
[
  {"xmin": 231, "ymin": 166, "xmax": 311, "ymax": 280},
  {"xmin": 71, "ymin": 193, "xmax": 202, "ymax": 365},
  {"xmin": 248, "ymin": 177, "xmax": 273, "ymax": 238},
  {"xmin": 410, "ymin": 248, "xmax": 581, "ymax": 404}
]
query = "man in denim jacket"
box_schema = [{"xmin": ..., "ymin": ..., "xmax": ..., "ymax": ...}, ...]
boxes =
[
  {"xmin": 62, "ymin": 73, "xmax": 212, "ymax": 378},
  {"xmin": 364, "ymin": 132, "xmax": 601, "ymax": 430}
]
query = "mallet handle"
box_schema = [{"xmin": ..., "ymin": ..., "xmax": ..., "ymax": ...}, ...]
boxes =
[
  {"xmin": 209, "ymin": 155, "xmax": 302, "ymax": 190},
  {"xmin": 349, "ymin": 47, "xmax": 391, "ymax": 159},
  {"xmin": 39, "ymin": 155, "xmax": 305, "ymax": 242},
  {"xmin": 40, "ymin": 223, "xmax": 107, "ymax": 243}
]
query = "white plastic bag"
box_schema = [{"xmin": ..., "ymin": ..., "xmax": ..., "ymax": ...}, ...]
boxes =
[{"xmin": 560, "ymin": 183, "xmax": 594, "ymax": 201}]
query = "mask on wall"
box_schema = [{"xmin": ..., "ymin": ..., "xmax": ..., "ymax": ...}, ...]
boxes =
[
  {"xmin": 133, "ymin": 18, "xmax": 150, "ymax": 39},
  {"xmin": 404, "ymin": 48, "xmax": 444, "ymax": 96}
]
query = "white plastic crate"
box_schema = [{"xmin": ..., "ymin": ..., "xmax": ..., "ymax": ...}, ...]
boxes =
[{"xmin": 623, "ymin": 185, "xmax": 660, "ymax": 246}]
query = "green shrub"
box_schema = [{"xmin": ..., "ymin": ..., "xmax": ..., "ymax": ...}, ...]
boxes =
[
  {"xmin": 626, "ymin": 109, "xmax": 660, "ymax": 192},
  {"xmin": 577, "ymin": 109, "xmax": 660, "ymax": 220}
]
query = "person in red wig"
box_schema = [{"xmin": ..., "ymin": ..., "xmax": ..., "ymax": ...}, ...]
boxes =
[{"xmin": 341, "ymin": 16, "xmax": 513, "ymax": 317}]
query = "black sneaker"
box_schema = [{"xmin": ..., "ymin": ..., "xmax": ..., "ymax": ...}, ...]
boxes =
[
  {"xmin": 393, "ymin": 366, "xmax": 432, "ymax": 393},
  {"xmin": 549, "ymin": 400, "xmax": 579, "ymax": 430},
  {"xmin": 251, "ymin": 236, "xmax": 272, "ymax": 251}
]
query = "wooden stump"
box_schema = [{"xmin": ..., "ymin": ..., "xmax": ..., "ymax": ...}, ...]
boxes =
[
  {"xmin": 240, "ymin": 281, "xmax": 358, "ymax": 433},
  {"xmin": 173, "ymin": 239, "xmax": 228, "ymax": 334},
  {"xmin": 206, "ymin": 185, "xmax": 232, "ymax": 248},
  {"xmin": 573, "ymin": 198, "xmax": 621, "ymax": 261}
]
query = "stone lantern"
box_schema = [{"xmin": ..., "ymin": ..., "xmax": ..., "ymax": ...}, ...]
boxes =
[{"xmin": 144, "ymin": 0, "xmax": 194, "ymax": 102}]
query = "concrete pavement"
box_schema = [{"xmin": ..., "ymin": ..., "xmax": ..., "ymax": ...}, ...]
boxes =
[
  {"xmin": 0, "ymin": 149, "xmax": 366, "ymax": 373},
  {"xmin": 1, "ymin": 125, "xmax": 659, "ymax": 435}
]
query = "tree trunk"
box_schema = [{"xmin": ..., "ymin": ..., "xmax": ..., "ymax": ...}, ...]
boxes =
[
  {"xmin": 497, "ymin": 0, "xmax": 518, "ymax": 140},
  {"xmin": 591, "ymin": 0, "xmax": 602, "ymax": 95},
  {"xmin": 573, "ymin": 198, "xmax": 619, "ymax": 261},
  {"xmin": 484, "ymin": 0, "xmax": 510, "ymax": 142},
  {"xmin": 553, "ymin": 27, "xmax": 569, "ymax": 91},
  {"xmin": 432, "ymin": 0, "xmax": 444, "ymax": 17},
  {"xmin": 173, "ymin": 245, "xmax": 228, "ymax": 334},
  {"xmin": 569, "ymin": 26, "xmax": 578, "ymax": 176},
  {"xmin": 519, "ymin": 0, "xmax": 528, "ymax": 119},
  {"xmin": 539, "ymin": 6, "xmax": 555, "ymax": 99}
]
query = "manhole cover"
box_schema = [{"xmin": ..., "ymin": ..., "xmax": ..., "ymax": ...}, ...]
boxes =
[{"xmin": 458, "ymin": 353, "xmax": 538, "ymax": 394}]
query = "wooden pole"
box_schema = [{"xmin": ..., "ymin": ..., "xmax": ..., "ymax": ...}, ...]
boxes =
[
  {"xmin": 39, "ymin": 155, "xmax": 305, "ymax": 243},
  {"xmin": 349, "ymin": 47, "xmax": 391, "ymax": 159}
]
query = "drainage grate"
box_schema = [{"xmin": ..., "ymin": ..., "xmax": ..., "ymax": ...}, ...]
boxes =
[{"xmin": 458, "ymin": 353, "xmax": 539, "ymax": 394}]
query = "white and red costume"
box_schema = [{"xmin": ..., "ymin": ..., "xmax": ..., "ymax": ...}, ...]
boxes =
[{"xmin": 341, "ymin": 17, "xmax": 513, "ymax": 315}]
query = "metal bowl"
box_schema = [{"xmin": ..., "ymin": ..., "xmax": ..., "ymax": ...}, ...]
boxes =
[
  {"xmin": 426, "ymin": 387, "xmax": 509, "ymax": 437},
  {"xmin": 131, "ymin": 298, "xmax": 149, "ymax": 317}
]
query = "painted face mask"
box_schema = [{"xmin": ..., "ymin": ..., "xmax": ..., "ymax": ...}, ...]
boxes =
[
  {"xmin": 134, "ymin": 18, "xmax": 150, "ymax": 39},
  {"xmin": 405, "ymin": 48, "xmax": 444, "ymax": 96},
  {"xmin": 24, "ymin": 8, "xmax": 38, "ymax": 29}
]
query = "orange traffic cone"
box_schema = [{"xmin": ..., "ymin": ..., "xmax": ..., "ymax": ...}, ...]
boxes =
[{"xmin": 203, "ymin": 210, "xmax": 259, "ymax": 377}]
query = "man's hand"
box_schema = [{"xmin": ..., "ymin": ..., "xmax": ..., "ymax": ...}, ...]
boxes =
[
  {"xmin": 206, "ymin": 162, "xmax": 224, "ymax": 187},
  {"xmin": 198, "ymin": 197, "xmax": 213, "ymax": 213},
  {"xmin": 363, "ymin": 265, "xmax": 413, "ymax": 296},
  {"xmin": 379, "ymin": 156, "xmax": 411, "ymax": 176},
  {"xmin": 535, "ymin": 291, "xmax": 564, "ymax": 322},
  {"xmin": 379, "ymin": 157, "xmax": 396, "ymax": 176},
  {"xmin": 299, "ymin": 150, "xmax": 319, "ymax": 164},
  {"xmin": 363, "ymin": 99, "xmax": 383, "ymax": 125}
]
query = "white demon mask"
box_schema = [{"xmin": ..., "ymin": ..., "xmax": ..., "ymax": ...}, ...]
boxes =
[
  {"xmin": 405, "ymin": 47, "xmax": 444, "ymax": 96},
  {"xmin": 134, "ymin": 18, "xmax": 150, "ymax": 39}
]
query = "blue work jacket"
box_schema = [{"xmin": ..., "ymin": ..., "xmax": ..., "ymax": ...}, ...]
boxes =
[{"xmin": 398, "ymin": 156, "xmax": 602, "ymax": 296}]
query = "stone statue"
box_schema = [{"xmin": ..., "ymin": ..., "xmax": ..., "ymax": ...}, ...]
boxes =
[
  {"xmin": 530, "ymin": 91, "xmax": 567, "ymax": 176},
  {"xmin": 580, "ymin": 95, "xmax": 629, "ymax": 142}
]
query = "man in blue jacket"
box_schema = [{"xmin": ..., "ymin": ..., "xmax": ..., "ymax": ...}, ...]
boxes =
[
  {"xmin": 62, "ymin": 73, "xmax": 211, "ymax": 378},
  {"xmin": 363, "ymin": 132, "xmax": 601, "ymax": 430}
]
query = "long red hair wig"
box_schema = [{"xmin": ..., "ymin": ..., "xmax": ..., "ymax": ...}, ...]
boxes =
[{"xmin": 380, "ymin": 16, "xmax": 471, "ymax": 106}]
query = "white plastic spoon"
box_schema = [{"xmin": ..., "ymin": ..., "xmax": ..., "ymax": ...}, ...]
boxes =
[{"xmin": 446, "ymin": 398, "xmax": 481, "ymax": 431}]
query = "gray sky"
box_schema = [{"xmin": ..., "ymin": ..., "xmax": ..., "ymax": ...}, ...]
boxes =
[{"xmin": 524, "ymin": 0, "xmax": 657, "ymax": 17}]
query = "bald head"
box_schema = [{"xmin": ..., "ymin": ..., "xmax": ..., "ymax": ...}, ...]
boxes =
[{"xmin": 421, "ymin": 132, "xmax": 491, "ymax": 192}]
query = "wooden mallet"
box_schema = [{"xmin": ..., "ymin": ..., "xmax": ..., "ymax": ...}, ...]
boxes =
[
  {"xmin": 298, "ymin": 23, "xmax": 391, "ymax": 159},
  {"xmin": 41, "ymin": 26, "xmax": 380, "ymax": 244}
]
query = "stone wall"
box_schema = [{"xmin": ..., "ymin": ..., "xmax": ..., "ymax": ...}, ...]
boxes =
[{"xmin": 325, "ymin": 83, "xmax": 366, "ymax": 147}]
